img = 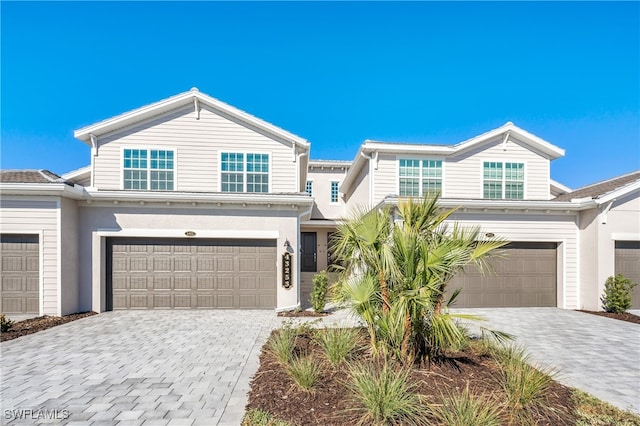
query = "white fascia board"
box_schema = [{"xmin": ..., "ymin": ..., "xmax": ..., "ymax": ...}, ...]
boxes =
[
  {"xmin": 0, "ymin": 183, "xmax": 86, "ymax": 199},
  {"xmin": 595, "ymin": 181, "xmax": 640, "ymax": 205},
  {"xmin": 74, "ymin": 90, "xmax": 310, "ymax": 150},
  {"xmin": 452, "ymin": 123, "xmax": 565, "ymax": 159},
  {"xmin": 84, "ymin": 190, "xmax": 315, "ymax": 207},
  {"xmin": 300, "ymin": 219, "xmax": 338, "ymax": 228},
  {"xmin": 61, "ymin": 165, "xmax": 91, "ymax": 180},
  {"xmin": 550, "ymin": 179, "xmax": 572, "ymax": 193},
  {"xmin": 362, "ymin": 141, "xmax": 454, "ymax": 155},
  {"xmin": 376, "ymin": 196, "xmax": 596, "ymax": 212}
]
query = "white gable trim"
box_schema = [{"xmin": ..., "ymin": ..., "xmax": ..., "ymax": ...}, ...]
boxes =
[{"xmin": 74, "ymin": 88, "xmax": 310, "ymax": 150}]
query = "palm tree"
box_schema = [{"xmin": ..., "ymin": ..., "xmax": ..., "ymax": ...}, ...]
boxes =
[{"xmin": 332, "ymin": 194, "xmax": 509, "ymax": 363}]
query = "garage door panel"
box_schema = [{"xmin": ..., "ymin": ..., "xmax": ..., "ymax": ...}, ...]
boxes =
[
  {"xmin": 448, "ymin": 242, "xmax": 557, "ymax": 308},
  {"xmin": 615, "ymin": 241, "xmax": 640, "ymax": 308},
  {"xmin": 129, "ymin": 277, "xmax": 148, "ymax": 290},
  {"xmin": 1, "ymin": 234, "xmax": 40, "ymax": 315},
  {"xmin": 109, "ymin": 238, "xmax": 277, "ymax": 309}
]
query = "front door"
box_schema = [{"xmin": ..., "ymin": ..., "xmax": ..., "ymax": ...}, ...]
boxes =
[{"xmin": 301, "ymin": 232, "xmax": 317, "ymax": 272}]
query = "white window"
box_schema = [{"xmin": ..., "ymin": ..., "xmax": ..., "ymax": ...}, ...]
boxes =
[
  {"xmin": 398, "ymin": 159, "xmax": 442, "ymax": 197},
  {"xmin": 330, "ymin": 181, "xmax": 339, "ymax": 203},
  {"xmin": 483, "ymin": 162, "xmax": 524, "ymax": 199},
  {"xmin": 123, "ymin": 148, "xmax": 174, "ymax": 191},
  {"xmin": 305, "ymin": 180, "xmax": 313, "ymax": 196},
  {"xmin": 221, "ymin": 152, "xmax": 269, "ymax": 193}
]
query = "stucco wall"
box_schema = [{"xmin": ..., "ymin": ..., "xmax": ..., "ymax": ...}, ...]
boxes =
[
  {"xmin": 60, "ymin": 197, "xmax": 80, "ymax": 315},
  {"xmin": 77, "ymin": 204, "xmax": 300, "ymax": 312},
  {"xmin": 307, "ymin": 167, "xmax": 348, "ymax": 220}
]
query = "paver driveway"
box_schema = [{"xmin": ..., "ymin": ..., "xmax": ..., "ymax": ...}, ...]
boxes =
[
  {"xmin": 456, "ymin": 308, "xmax": 640, "ymax": 414},
  {"xmin": 0, "ymin": 311, "xmax": 282, "ymax": 426}
]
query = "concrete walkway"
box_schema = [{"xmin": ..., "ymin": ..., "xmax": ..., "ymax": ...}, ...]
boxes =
[
  {"xmin": 0, "ymin": 311, "xmax": 283, "ymax": 426},
  {"xmin": 454, "ymin": 307, "xmax": 640, "ymax": 414}
]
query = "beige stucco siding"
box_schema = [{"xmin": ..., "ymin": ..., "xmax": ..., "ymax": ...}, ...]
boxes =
[
  {"xmin": 60, "ymin": 197, "xmax": 79, "ymax": 315},
  {"xmin": 345, "ymin": 163, "xmax": 371, "ymax": 212},
  {"xmin": 449, "ymin": 212, "xmax": 579, "ymax": 309},
  {"xmin": 447, "ymin": 138, "xmax": 551, "ymax": 200},
  {"xmin": 307, "ymin": 168, "xmax": 348, "ymax": 220},
  {"xmin": 0, "ymin": 198, "xmax": 59, "ymax": 315},
  {"xmin": 77, "ymin": 204, "xmax": 300, "ymax": 312},
  {"xmin": 579, "ymin": 192, "xmax": 640, "ymax": 310},
  {"xmin": 93, "ymin": 105, "xmax": 299, "ymax": 193}
]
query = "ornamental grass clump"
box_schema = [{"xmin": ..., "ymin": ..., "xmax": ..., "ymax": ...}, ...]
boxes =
[
  {"xmin": 266, "ymin": 323, "xmax": 298, "ymax": 365},
  {"xmin": 315, "ymin": 327, "xmax": 360, "ymax": 366},
  {"xmin": 493, "ymin": 345, "xmax": 558, "ymax": 425},
  {"xmin": 432, "ymin": 384, "xmax": 503, "ymax": 426},
  {"xmin": 346, "ymin": 361, "xmax": 428, "ymax": 426},
  {"xmin": 285, "ymin": 356, "xmax": 321, "ymax": 393}
]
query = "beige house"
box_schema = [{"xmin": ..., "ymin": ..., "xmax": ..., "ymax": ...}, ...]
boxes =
[{"xmin": 1, "ymin": 89, "xmax": 638, "ymax": 318}]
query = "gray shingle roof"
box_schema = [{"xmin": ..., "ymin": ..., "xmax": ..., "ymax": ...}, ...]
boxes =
[
  {"xmin": 554, "ymin": 171, "xmax": 640, "ymax": 201},
  {"xmin": 0, "ymin": 170, "xmax": 69, "ymax": 184}
]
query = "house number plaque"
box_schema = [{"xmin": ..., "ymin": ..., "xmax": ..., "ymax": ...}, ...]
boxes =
[{"xmin": 282, "ymin": 252, "xmax": 293, "ymax": 289}]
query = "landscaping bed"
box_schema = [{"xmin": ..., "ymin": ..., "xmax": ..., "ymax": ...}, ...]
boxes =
[
  {"xmin": 1, "ymin": 312, "xmax": 97, "ymax": 342},
  {"xmin": 577, "ymin": 310, "xmax": 640, "ymax": 325},
  {"xmin": 244, "ymin": 326, "xmax": 640, "ymax": 426}
]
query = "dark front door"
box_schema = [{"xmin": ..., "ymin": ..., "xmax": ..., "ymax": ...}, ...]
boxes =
[{"xmin": 301, "ymin": 232, "xmax": 317, "ymax": 272}]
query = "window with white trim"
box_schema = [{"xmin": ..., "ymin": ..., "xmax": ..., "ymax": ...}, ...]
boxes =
[
  {"xmin": 398, "ymin": 159, "xmax": 442, "ymax": 197},
  {"xmin": 305, "ymin": 180, "xmax": 313, "ymax": 196},
  {"xmin": 221, "ymin": 152, "xmax": 269, "ymax": 193},
  {"xmin": 483, "ymin": 162, "xmax": 524, "ymax": 199},
  {"xmin": 123, "ymin": 149, "xmax": 174, "ymax": 191},
  {"xmin": 330, "ymin": 181, "xmax": 339, "ymax": 203}
]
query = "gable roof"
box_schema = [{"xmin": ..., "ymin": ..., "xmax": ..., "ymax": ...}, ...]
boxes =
[
  {"xmin": 340, "ymin": 122, "xmax": 565, "ymax": 194},
  {"xmin": 1, "ymin": 169, "xmax": 71, "ymax": 184},
  {"xmin": 554, "ymin": 170, "xmax": 640, "ymax": 202},
  {"xmin": 73, "ymin": 88, "xmax": 310, "ymax": 150}
]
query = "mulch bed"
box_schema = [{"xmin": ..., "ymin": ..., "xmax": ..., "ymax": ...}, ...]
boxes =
[
  {"xmin": 577, "ymin": 310, "xmax": 640, "ymax": 325},
  {"xmin": 246, "ymin": 329, "xmax": 577, "ymax": 425},
  {"xmin": 1, "ymin": 312, "xmax": 97, "ymax": 342},
  {"xmin": 277, "ymin": 310, "xmax": 329, "ymax": 318}
]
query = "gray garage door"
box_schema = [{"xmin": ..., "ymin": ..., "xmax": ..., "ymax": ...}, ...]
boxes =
[
  {"xmin": 615, "ymin": 241, "xmax": 640, "ymax": 308},
  {"xmin": 447, "ymin": 242, "xmax": 557, "ymax": 308},
  {"xmin": 107, "ymin": 238, "xmax": 277, "ymax": 310},
  {"xmin": 1, "ymin": 234, "xmax": 39, "ymax": 315}
]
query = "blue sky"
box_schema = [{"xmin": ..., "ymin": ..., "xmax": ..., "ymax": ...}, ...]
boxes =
[{"xmin": 2, "ymin": 1, "xmax": 638, "ymax": 189}]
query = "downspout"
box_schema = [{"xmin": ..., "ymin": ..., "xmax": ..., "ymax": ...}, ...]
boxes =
[
  {"xmin": 193, "ymin": 97, "xmax": 200, "ymax": 120},
  {"xmin": 295, "ymin": 148, "xmax": 307, "ymax": 192},
  {"xmin": 601, "ymin": 200, "xmax": 614, "ymax": 224},
  {"xmin": 89, "ymin": 134, "xmax": 98, "ymax": 188}
]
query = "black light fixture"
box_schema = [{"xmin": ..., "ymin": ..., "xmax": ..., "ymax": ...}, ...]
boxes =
[{"xmin": 284, "ymin": 239, "xmax": 291, "ymax": 249}]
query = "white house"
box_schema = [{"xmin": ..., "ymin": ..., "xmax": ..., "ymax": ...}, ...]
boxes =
[{"xmin": 1, "ymin": 89, "xmax": 638, "ymax": 318}]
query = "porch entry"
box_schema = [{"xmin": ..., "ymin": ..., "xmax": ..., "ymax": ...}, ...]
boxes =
[{"xmin": 301, "ymin": 232, "xmax": 317, "ymax": 272}]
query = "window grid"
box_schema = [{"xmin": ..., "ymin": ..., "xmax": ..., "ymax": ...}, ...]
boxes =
[
  {"xmin": 330, "ymin": 181, "xmax": 339, "ymax": 203},
  {"xmin": 221, "ymin": 152, "xmax": 270, "ymax": 193},
  {"xmin": 399, "ymin": 159, "xmax": 420, "ymax": 197},
  {"xmin": 305, "ymin": 181, "xmax": 313, "ymax": 196},
  {"xmin": 483, "ymin": 162, "xmax": 524, "ymax": 199},
  {"xmin": 123, "ymin": 149, "xmax": 174, "ymax": 191},
  {"xmin": 399, "ymin": 159, "xmax": 442, "ymax": 197}
]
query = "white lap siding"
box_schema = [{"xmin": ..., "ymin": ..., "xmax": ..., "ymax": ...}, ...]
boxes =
[{"xmin": 0, "ymin": 198, "xmax": 59, "ymax": 315}]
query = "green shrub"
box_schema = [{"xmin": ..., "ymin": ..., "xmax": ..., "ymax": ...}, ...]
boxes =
[
  {"xmin": 315, "ymin": 327, "xmax": 360, "ymax": 366},
  {"xmin": 242, "ymin": 408, "xmax": 292, "ymax": 426},
  {"xmin": 285, "ymin": 356, "xmax": 321, "ymax": 393},
  {"xmin": 601, "ymin": 274, "xmax": 637, "ymax": 313},
  {"xmin": 0, "ymin": 314, "xmax": 14, "ymax": 333},
  {"xmin": 310, "ymin": 270, "xmax": 329, "ymax": 313},
  {"xmin": 432, "ymin": 384, "xmax": 503, "ymax": 426},
  {"xmin": 266, "ymin": 323, "xmax": 298, "ymax": 365},
  {"xmin": 346, "ymin": 361, "xmax": 428, "ymax": 425}
]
